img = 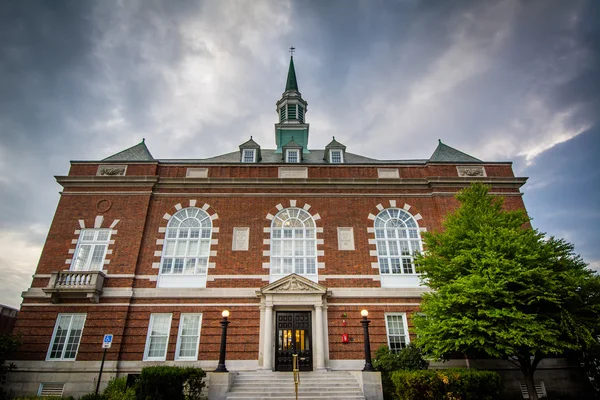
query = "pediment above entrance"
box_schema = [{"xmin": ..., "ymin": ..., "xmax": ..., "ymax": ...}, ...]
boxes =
[{"xmin": 259, "ymin": 273, "xmax": 327, "ymax": 295}]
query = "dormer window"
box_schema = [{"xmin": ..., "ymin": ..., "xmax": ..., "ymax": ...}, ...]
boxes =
[
  {"xmin": 242, "ymin": 149, "xmax": 256, "ymax": 163},
  {"xmin": 286, "ymin": 149, "xmax": 300, "ymax": 163},
  {"xmin": 330, "ymin": 150, "xmax": 343, "ymax": 164}
]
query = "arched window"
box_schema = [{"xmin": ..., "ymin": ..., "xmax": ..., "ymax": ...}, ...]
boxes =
[
  {"xmin": 374, "ymin": 208, "xmax": 422, "ymax": 275},
  {"xmin": 270, "ymin": 208, "xmax": 317, "ymax": 282},
  {"xmin": 159, "ymin": 207, "xmax": 212, "ymax": 288}
]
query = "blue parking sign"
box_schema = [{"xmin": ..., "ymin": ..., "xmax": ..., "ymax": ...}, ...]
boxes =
[{"xmin": 102, "ymin": 334, "xmax": 113, "ymax": 348}]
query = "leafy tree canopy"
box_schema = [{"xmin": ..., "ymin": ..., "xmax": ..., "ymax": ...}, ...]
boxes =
[{"xmin": 413, "ymin": 183, "xmax": 600, "ymax": 399}]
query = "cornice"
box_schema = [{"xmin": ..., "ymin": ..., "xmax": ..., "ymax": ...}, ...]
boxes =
[{"xmin": 55, "ymin": 175, "xmax": 159, "ymax": 188}]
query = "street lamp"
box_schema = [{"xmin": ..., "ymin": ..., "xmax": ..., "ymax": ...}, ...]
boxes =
[
  {"xmin": 360, "ymin": 309, "xmax": 374, "ymax": 371},
  {"xmin": 214, "ymin": 310, "xmax": 230, "ymax": 373}
]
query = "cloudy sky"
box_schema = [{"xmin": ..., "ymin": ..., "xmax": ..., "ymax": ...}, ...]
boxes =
[{"xmin": 0, "ymin": 0, "xmax": 598, "ymax": 308}]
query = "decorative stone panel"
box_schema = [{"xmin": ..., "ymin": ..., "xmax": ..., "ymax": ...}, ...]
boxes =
[
  {"xmin": 337, "ymin": 227, "xmax": 355, "ymax": 251},
  {"xmin": 377, "ymin": 168, "xmax": 399, "ymax": 179},
  {"xmin": 457, "ymin": 165, "xmax": 486, "ymax": 177},
  {"xmin": 232, "ymin": 227, "xmax": 250, "ymax": 251},
  {"xmin": 97, "ymin": 165, "xmax": 127, "ymax": 176}
]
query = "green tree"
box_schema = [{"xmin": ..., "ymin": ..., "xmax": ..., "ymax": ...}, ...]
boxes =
[
  {"xmin": 0, "ymin": 334, "xmax": 20, "ymax": 400},
  {"xmin": 413, "ymin": 183, "xmax": 600, "ymax": 400}
]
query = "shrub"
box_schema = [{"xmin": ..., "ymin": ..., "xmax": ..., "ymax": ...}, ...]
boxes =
[
  {"xmin": 135, "ymin": 366, "xmax": 205, "ymax": 400},
  {"xmin": 373, "ymin": 343, "xmax": 429, "ymax": 372},
  {"xmin": 373, "ymin": 344, "xmax": 429, "ymax": 400},
  {"xmin": 390, "ymin": 369, "xmax": 503, "ymax": 400},
  {"xmin": 79, "ymin": 394, "xmax": 103, "ymax": 400},
  {"xmin": 102, "ymin": 377, "xmax": 135, "ymax": 400}
]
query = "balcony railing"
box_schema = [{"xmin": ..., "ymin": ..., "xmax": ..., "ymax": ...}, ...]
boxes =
[{"xmin": 43, "ymin": 270, "xmax": 106, "ymax": 303}]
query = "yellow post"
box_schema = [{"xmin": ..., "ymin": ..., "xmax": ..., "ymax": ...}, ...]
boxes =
[{"xmin": 293, "ymin": 353, "xmax": 300, "ymax": 400}]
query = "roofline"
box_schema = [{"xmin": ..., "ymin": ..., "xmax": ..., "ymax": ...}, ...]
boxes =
[{"xmin": 69, "ymin": 159, "xmax": 513, "ymax": 166}]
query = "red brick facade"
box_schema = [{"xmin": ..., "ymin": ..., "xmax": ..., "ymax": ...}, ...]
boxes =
[{"xmin": 14, "ymin": 157, "xmax": 527, "ymax": 372}]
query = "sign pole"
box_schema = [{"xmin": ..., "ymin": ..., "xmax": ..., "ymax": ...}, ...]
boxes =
[
  {"xmin": 95, "ymin": 347, "xmax": 107, "ymax": 396},
  {"xmin": 96, "ymin": 333, "xmax": 113, "ymax": 396}
]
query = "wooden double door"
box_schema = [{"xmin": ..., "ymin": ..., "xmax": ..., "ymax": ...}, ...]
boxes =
[{"xmin": 275, "ymin": 311, "xmax": 312, "ymax": 371}]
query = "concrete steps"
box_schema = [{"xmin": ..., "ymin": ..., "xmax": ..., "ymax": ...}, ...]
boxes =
[{"xmin": 225, "ymin": 371, "xmax": 366, "ymax": 400}]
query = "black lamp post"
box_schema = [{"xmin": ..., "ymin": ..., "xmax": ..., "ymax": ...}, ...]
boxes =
[
  {"xmin": 360, "ymin": 309, "xmax": 374, "ymax": 371},
  {"xmin": 214, "ymin": 310, "xmax": 230, "ymax": 373}
]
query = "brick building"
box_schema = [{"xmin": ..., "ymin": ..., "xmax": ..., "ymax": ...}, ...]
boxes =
[{"xmin": 9, "ymin": 56, "xmax": 529, "ymax": 398}]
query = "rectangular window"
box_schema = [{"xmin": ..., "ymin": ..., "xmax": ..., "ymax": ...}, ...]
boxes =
[
  {"xmin": 144, "ymin": 314, "xmax": 172, "ymax": 361},
  {"xmin": 47, "ymin": 314, "xmax": 86, "ymax": 361},
  {"xmin": 298, "ymin": 106, "xmax": 304, "ymax": 123},
  {"xmin": 72, "ymin": 229, "xmax": 111, "ymax": 271},
  {"xmin": 242, "ymin": 149, "xmax": 256, "ymax": 163},
  {"xmin": 385, "ymin": 313, "xmax": 410, "ymax": 353},
  {"xmin": 286, "ymin": 149, "xmax": 300, "ymax": 163},
  {"xmin": 330, "ymin": 150, "xmax": 343, "ymax": 163},
  {"xmin": 175, "ymin": 314, "xmax": 202, "ymax": 360}
]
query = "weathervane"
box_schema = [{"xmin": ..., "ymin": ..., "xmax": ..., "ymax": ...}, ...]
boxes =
[{"xmin": 289, "ymin": 46, "xmax": 295, "ymax": 56}]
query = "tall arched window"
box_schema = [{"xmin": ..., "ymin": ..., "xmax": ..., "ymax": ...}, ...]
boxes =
[
  {"xmin": 374, "ymin": 208, "xmax": 422, "ymax": 276},
  {"xmin": 270, "ymin": 208, "xmax": 317, "ymax": 282},
  {"xmin": 158, "ymin": 207, "xmax": 212, "ymax": 288}
]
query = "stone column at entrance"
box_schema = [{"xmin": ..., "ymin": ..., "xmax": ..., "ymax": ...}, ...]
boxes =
[
  {"xmin": 264, "ymin": 305, "xmax": 274, "ymax": 369},
  {"xmin": 315, "ymin": 304, "xmax": 325, "ymax": 370}
]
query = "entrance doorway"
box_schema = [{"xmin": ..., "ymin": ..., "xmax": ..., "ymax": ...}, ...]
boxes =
[{"xmin": 275, "ymin": 311, "xmax": 312, "ymax": 371}]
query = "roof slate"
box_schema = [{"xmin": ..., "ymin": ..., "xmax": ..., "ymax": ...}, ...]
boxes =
[
  {"xmin": 102, "ymin": 140, "xmax": 155, "ymax": 161},
  {"xmin": 158, "ymin": 149, "xmax": 425, "ymax": 165},
  {"xmin": 429, "ymin": 140, "xmax": 481, "ymax": 163}
]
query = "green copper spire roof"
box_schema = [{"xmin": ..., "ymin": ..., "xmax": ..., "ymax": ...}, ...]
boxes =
[{"xmin": 285, "ymin": 56, "xmax": 299, "ymax": 92}]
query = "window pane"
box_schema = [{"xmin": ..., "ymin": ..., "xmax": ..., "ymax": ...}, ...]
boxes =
[
  {"xmin": 73, "ymin": 245, "xmax": 92, "ymax": 270},
  {"xmin": 379, "ymin": 259, "xmax": 390, "ymax": 274},
  {"xmin": 175, "ymin": 242, "xmax": 187, "ymax": 256},
  {"xmin": 97, "ymin": 231, "xmax": 110, "ymax": 241},
  {"xmin": 82, "ymin": 231, "xmax": 95, "ymax": 241},
  {"xmin": 294, "ymin": 258, "xmax": 304, "ymax": 274},
  {"xmin": 391, "ymin": 258, "xmax": 402, "ymax": 274},
  {"xmin": 89, "ymin": 245, "xmax": 106, "ymax": 270},
  {"xmin": 164, "ymin": 241, "xmax": 176, "ymax": 256},
  {"xmin": 306, "ymin": 259, "xmax": 316, "ymax": 274},
  {"xmin": 184, "ymin": 259, "xmax": 196, "ymax": 274},
  {"xmin": 161, "ymin": 259, "xmax": 173, "ymax": 274},
  {"xmin": 173, "ymin": 259, "xmax": 184, "ymax": 274},
  {"xmin": 386, "ymin": 315, "xmax": 407, "ymax": 353},
  {"xmin": 48, "ymin": 314, "xmax": 86, "ymax": 360}
]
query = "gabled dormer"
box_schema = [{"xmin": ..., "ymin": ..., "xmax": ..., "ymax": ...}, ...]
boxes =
[
  {"xmin": 239, "ymin": 136, "xmax": 261, "ymax": 163},
  {"xmin": 275, "ymin": 54, "xmax": 310, "ymax": 154},
  {"xmin": 324, "ymin": 137, "xmax": 346, "ymax": 164},
  {"xmin": 282, "ymin": 138, "xmax": 303, "ymax": 163}
]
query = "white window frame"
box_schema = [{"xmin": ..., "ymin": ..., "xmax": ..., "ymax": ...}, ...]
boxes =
[
  {"xmin": 242, "ymin": 149, "xmax": 256, "ymax": 163},
  {"xmin": 143, "ymin": 313, "xmax": 173, "ymax": 361},
  {"xmin": 374, "ymin": 208, "xmax": 422, "ymax": 275},
  {"xmin": 385, "ymin": 313, "xmax": 410, "ymax": 353},
  {"xmin": 286, "ymin": 149, "xmax": 300, "ymax": 163},
  {"xmin": 175, "ymin": 313, "xmax": 202, "ymax": 361},
  {"xmin": 158, "ymin": 207, "xmax": 212, "ymax": 288},
  {"xmin": 46, "ymin": 313, "xmax": 87, "ymax": 361},
  {"xmin": 270, "ymin": 207, "xmax": 318, "ymax": 283},
  {"xmin": 330, "ymin": 150, "xmax": 343, "ymax": 164},
  {"xmin": 72, "ymin": 229, "xmax": 112, "ymax": 271}
]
